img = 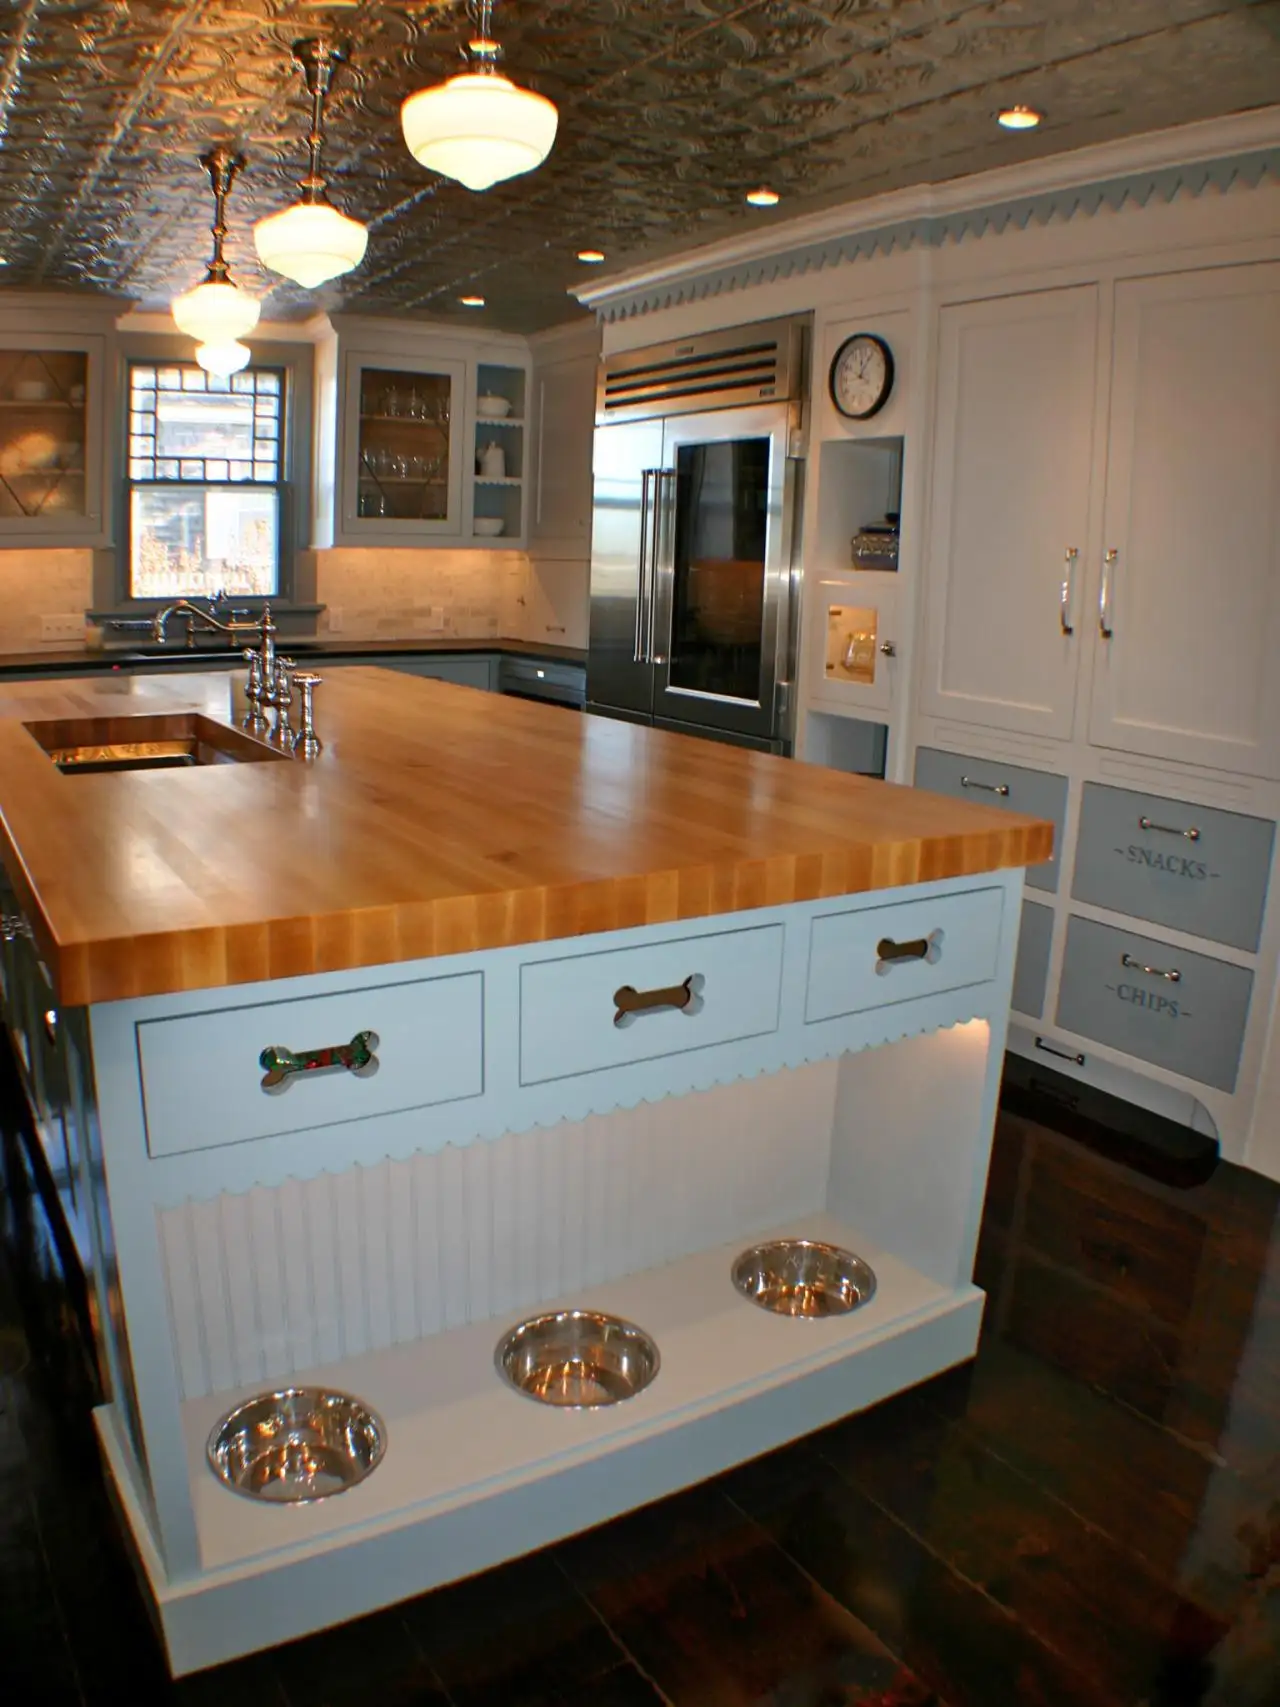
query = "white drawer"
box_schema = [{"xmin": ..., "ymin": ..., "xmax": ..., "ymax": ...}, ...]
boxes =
[
  {"xmin": 806, "ymin": 887, "xmax": 1005, "ymax": 1023},
  {"xmin": 519, "ymin": 924, "xmax": 784, "ymax": 1086},
  {"xmin": 139, "ymin": 972, "xmax": 484, "ymax": 1158}
]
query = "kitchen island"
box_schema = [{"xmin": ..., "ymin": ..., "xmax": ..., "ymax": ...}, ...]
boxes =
[{"xmin": 0, "ymin": 667, "xmax": 1050, "ymax": 1674}]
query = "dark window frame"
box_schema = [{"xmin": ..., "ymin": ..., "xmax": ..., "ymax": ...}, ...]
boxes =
[{"xmin": 95, "ymin": 332, "xmax": 317, "ymax": 617}]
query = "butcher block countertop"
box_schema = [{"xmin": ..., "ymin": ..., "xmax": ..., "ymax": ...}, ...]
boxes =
[{"xmin": 0, "ymin": 668, "xmax": 1053, "ymax": 1006}]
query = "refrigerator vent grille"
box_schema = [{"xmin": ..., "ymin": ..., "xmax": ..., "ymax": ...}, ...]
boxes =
[{"xmin": 598, "ymin": 318, "xmax": 803, "ymax": 421}]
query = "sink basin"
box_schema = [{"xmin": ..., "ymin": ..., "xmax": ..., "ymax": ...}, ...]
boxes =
[{"xmin": 24, "ymin": 712, "xmax": 287, "ymax": 775}]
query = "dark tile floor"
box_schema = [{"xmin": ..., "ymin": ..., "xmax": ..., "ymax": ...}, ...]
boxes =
[{"xmin": 2, "ymin": 1077, "xmax": 1279, "ymax": 1706}]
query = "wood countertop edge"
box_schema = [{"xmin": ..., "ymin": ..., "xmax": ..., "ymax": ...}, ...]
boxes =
[{"xmin": 48, "ymin": 827, "xmax": 1051, "ymax": 1008}]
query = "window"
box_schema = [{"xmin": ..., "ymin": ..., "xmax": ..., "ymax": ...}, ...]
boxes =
[{"xmin": 127, "ymin": 363, "xmax": 285, "ymax": 599}]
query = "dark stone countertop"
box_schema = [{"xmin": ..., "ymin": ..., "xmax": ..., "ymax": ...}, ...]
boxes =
[{"xmin": 0, "ymin": 635, "xmax": 587, "ymax": 676}]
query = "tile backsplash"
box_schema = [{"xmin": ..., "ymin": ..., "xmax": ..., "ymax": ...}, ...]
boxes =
[
  {"xmin": 0, "ymin": 544, "xmax": 588, "ymax": 653},
  {"xmin": 307, "ymin": 547, "xmax": 522, "ymax": 641},
  {"xmin": 0, "ymin": 548, "xmax": 93, "ymax": 652}
]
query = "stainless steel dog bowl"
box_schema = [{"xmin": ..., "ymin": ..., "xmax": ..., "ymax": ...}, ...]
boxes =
[
  {"xmin": 495, "ymin": 1310, "xmax": 660, "ymax": 1408},
  {"xmin": 206, "ymin": 1387, "xmax": 387, "ymax": 1503},
  {"xmin": 731, "ymin": 1238, "xmax": 877, "ymax": 1318}
]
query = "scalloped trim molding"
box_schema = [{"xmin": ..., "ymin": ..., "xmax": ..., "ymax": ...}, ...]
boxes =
[{"xmin": 575, "ymin": 109, "xmax": 1280, "ymax": 324}]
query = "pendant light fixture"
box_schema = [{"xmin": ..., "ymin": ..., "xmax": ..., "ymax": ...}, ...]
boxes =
[
  {"xmin": 195, "ymin": 341, "xmax": 252, "ymax": 379},
  {"xmin": 401, "ymin": 0, "xmax": 558, "ymax": 193},
  {"xmin": 255, "ymin": 39, "xmax": 368, "ymax": 289},
  {"xmin": 172, "ymin": 148, "xmax": 261, "ymax": 349}
]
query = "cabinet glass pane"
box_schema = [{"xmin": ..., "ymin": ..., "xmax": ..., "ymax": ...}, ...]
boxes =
[
  {"xmin": 358, "ymin": 366, "xmax": 451, "ymax": 521},
  {"xmin": 0, "ymin": 350, "xmax": 88, "ymax": 520},
  {"xmin": 670, "ymin": 438, "xmax": 768, "ymax": 701}
]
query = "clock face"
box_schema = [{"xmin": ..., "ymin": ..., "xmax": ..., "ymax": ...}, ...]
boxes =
[{"xmin": 830, "ymin": 334, "xmax": 894, "ymax": 420}]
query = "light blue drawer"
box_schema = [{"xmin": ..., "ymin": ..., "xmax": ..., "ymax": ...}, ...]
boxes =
[
  {"xmin": 1056, "ymin": 916, "xmax": 1252, "ymax": 1093},
  {"xmin": 806, "ymin": 886, "xmax": 1004, "ymax": 1023},
  {"xmin": 1012, "ymin": 900, "xmax": 1053, "ymax": 1020},
  {"xmin": 139, "ymin": 972, "xmax": 485, "ymax": 1158},
  {"xmin": 1072, "ymin": 783, "xmax": 1274, "ymax": 952},
  {"xmin": 520, "ymin": 923, "xmax": 784, "ymax": 1085},
  {"xmin": 913, "ymin": 747, "xmax": 1066, "ymax": 892}
]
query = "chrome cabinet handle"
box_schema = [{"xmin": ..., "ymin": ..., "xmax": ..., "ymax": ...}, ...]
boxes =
[
  {"xmin": 648, "ymin": 469, "xmax": 674, "ymax": 667},
  {"xmin": 1138, "ymin": 815, "xmax": 1201, "ymax": 842},
  {"xmin": 633, "ymin": 470, "xmax": 653, "ymax": 664},
  {"xmin": 876, "ymin": 928, "xmax": 943, "ymax": 973},
  {"xmin": 0, "ymin": 912, "xmax": 31, "ymax": 943},
  {"xmin": 1099, "ymin": 548, "xmax": 1117, "ymax": 638},
  {"xmin": 259, "ymin": 1029, "xmax": 380, "ymax": 1092},
  {"xmin": 1060, "ymin": 547, "xmax": 1077, "ymax": 636},
  {"xmin": 1121, "ymin": 953, "xmax": 1180, "ymax": 984},
  {"xmin": 960, "ymin": 776, "xmax": 1009, "ymax": 797},
  {"xmin": 614, "ymin": 974, "xmax": 703, "ymax": 1028},
  {"xmin": 879, "ymin": 641, "xmax": 896, "ymax": 657}
]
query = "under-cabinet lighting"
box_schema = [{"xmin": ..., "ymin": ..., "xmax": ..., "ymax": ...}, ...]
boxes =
[
  {"xmin": 577, "ymin": 249, "xmax": 605, "ymax": 264},
  {"xmin": 745, "ymin": 186, "xmax": 780, "ymax": 206},
  {"xmin": 997, "ymin": 105, "xmax": 1043, "ymax": 130},
  {"xmin": 459, "ymin": 294, "xmax": 486, "ymax": 307}
]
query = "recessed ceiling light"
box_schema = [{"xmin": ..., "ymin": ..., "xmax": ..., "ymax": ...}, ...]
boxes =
[
  {"xmin": 746, "ymin": 187, "xmax": 780, "ymax": 207},
  {"xmin": 459, "ymin": 293, "xmax": 486, "ymax": 307},
  {"xmin": 997, "ymin": 105, "xmax": 1043, "ymax": 130},
  {"xmin": 577, "ymin": 249, "xmax": 605, "ymax": 264}
]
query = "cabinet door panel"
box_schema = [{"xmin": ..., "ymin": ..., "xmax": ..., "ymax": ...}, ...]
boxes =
[
  {"xmin": 339, "ymin": 353, "xmax": 465, "ymax": 539},
  {"xmin": 1089, "ymin": 265, "xmax": 1280, "ymax": 777},
  {"xmin": 920, "ymin": 288, "xmax": 1097, "ymax": 740}
]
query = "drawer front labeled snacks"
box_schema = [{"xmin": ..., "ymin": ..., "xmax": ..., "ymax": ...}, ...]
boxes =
[
  {"xmin": 806, "ymin": 886, "xmax": 1004, "ymax": 1024},
  {"xmin": 1072, "ymin": 783, "xmax": 1275, "ymax": 951},
  {"xmin": 1012, "ymin": 900, "xmax": 1054, "ymax": 1020},
  {"xmin": 914, "ymin": 747, "xmax": 1066, "ymax": 893},
  {"xmin": 139, "ymin": 972, "xmax": 484, "ymax": 1158},
  {"xmin": 520, "ymin": 923, "xmax": 785, "ymax": 1085},
  {"xmin": 1056, "ymin": 916, "xmax": 1252, "ymax": 1093}
]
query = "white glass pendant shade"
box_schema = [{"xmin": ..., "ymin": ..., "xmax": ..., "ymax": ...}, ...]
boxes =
[
  {"xmin": 195, "ymin": 340, "xmax": 252, "ymax": 378},
  {"xmin": 172, "ymin": 280, "xmax": 260, "ymax": 344},
  {"xmin": 401, "ymin": 72, "xmax": 558, "ymax": 192},
  {"xmin": 254, "ymin": 199, "xmax": 368, "ymax": 288}
]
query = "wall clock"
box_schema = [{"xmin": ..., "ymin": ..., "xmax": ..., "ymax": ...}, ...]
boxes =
[{"xmin": 829, "ymin": 333, "xmax": 894, "ymax": 420}]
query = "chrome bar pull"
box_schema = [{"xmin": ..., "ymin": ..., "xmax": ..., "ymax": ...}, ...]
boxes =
[
  {"xmin": 1138, "ymin": 815, "xmax": 1201, "ymax": 842},
  {"xmin": 1099, "ymin": 548, "xmax": 1117, "ymax": 638},
  {"xmin": 648, "ymin": 469, "xmax": 674, "ymax": 667},
  {"xmin": 1121, "ymin": 952, "xmax": 1181, "ymax": 984},
  {"xmin": 1060, "ymin": 547, "xmax": 1077, "ymax": 636},
  {"xmin": 633, "ymin": 470, "xmax": 653, "ymax": 664},
  {"xmin": 960, "ymin": 775, "xmax": 1010, "ymax": 797}
]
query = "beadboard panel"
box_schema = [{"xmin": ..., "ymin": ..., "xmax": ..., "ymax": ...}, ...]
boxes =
[{"xmin": 159, "ymin": 1063, "xmax": 837, "ymax": 1400}]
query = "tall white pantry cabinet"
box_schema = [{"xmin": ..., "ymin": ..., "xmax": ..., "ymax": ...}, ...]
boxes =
[{"xmin": 914, "ymin": 256, "xmax": 1280, "ymax": 1168}]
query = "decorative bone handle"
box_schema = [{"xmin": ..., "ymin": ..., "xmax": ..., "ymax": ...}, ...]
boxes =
[
  {"xmin": 876, "ymin": 929, "xmax": 944, "ymax": 975},
  {"xmin": 259, "ymin": 1029, "xmax": 380, "ymax": 1092},
  {"xmin": 614, "ymin": 974, "xmax": 703, "ymax": 1028}
]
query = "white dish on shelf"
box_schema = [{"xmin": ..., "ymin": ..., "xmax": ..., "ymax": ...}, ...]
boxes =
[
  {"xmin": 476, "ymin": 394, "xmax": 512, "ymax": 419},
  {"xmin": 473, "ymin": 517, "xmax": 505, "ymax": 537},
  {"xmin": 13, "ymin": 380, "xmax": 50, "ymax": 403}
]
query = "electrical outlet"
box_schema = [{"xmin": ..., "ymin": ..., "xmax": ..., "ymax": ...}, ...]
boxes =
[
  {"xmin": 40, "ymin": 614, "xmax": 84, "ymax": 643},
  {"xmin": 326, "ymin": 606, "xmax": 344, "ymax": 634},
  {"xmin": 427, "ymin": 606, "xmax": 445, "ymax": 632}
]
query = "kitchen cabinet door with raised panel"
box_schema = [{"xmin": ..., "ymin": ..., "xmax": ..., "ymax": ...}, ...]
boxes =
[
  {"xmin": 919, "ymin": 288, "xmax": 1098, "ymax": 740},
  {"xmin": 1089, "ymin": 264, "xmax": 1280, "ymax": 779}
]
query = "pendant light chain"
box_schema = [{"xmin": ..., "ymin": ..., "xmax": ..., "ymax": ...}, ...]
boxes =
[
  {"xmin": 201, "ymin": 147, "xmax": 243, "ymax": 286},
  {"xmin": 296, "ymin": 39, "xmax": 343, "ymax": 205}
]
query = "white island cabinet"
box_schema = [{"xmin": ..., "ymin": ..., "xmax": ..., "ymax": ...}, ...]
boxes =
[{"xmin": 0, "ymin": 668, "xmax": 1048, "ymax": 1675}]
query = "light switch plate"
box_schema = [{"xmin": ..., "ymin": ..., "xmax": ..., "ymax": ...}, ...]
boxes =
[
  {"xmin": 40, "ymin": 614, "xmax": 84, "ymax": 642},
  {"xmin": 326, "ymin": 606, "xmax": 344, "ymax": 635}
]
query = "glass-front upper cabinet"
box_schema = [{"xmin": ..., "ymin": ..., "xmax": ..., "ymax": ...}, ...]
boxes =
[
  {"xmin": 0, "ymin": 304, "xmax": 117, "ymax": 546},
  {"xmin": 339, "ymin": 352, "xmax": 464, "ymax": 539}
]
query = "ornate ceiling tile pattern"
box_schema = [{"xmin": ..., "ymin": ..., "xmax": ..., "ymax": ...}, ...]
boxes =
[{"xmin": 0, "ymin": 0, "xmax": 1276, "ymax": 331}]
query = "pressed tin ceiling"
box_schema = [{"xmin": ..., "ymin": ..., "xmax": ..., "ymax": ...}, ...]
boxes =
[{"xmin": 0, "ymin": 1, "xmax": 1278, "ymax": 334}]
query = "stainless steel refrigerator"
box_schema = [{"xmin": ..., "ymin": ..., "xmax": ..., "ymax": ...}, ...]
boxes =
[{"xmin": 586, "ymin": 316, "xmax": 808, "ymax": 753}]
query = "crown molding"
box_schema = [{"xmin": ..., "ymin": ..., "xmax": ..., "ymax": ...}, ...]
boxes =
[{"xmin": 574, "ymin": 107, "xmax": 1280, "ymax": 323}]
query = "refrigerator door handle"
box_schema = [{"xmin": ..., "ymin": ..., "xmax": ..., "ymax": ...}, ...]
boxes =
[
  {"xmin": 633, "ymin": 470, "xmax": 653, "ymax": 664},
  {"xmin": 649, "ymin": 468, "xmax": 675, "ymax": 667}
]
